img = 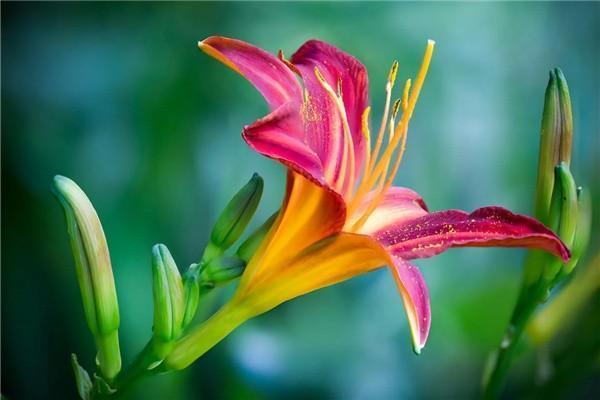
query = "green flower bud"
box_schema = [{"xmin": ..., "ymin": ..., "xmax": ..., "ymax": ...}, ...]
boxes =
[
  {"xmin": 151, "ymin": 244, "xmax": 185, "ymax": 345},
  {"xmin": 181, "ymin": 264, "xmax": 201, "ymax": 329},
  {"xmin": 555, "ymin": 163, "xmax": 578, "ymax": 249},
  {"xmin": 236, "ymin": 211, "xmax": 279, "ymax": 263},
  {"xmin": 558, "ymin": 187, "xmax": 591, "ymax": 278},
  {"xmin": 555, "ymin": 69, "xmax": 573, "ymax": 165},
  {"xmin": 208, "ymin": 173, "xmax": 263, "ymax": 256},
  {"xmin": 534, "ymin": 68, "xmax": 573, "ymax": 224},
  {"xmin": 53, "ymin": 175, "xmax": 121, "ymax": 379},
  {"xmin": 200, "ymin": 256, "xmax": 246, "ymax": 288},
  {"xmin": 543, "ymin": 164, "xmax": 578, "ymax": 282}
]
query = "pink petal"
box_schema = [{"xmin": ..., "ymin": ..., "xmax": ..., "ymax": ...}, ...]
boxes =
[
  {"xmin": 376, "ymin": 206, "xmax": 570, "ymax": 262},
  {"xmin": 389, "ymin": 256, "xmax": 431, "ymax": 354},
  {"xmin": 199, "ymin": 36, "xmax": 302, "ymax": 110},
  {"xmin": 291, "ymin": 40, "xmax": 369, "ymax": 189},
  {"xmin": 349, "ymin": 186, "xmax": 429, "ymax": 233},
  {"xmin": 243, "ymin": 102, "xmax": 326, "ymax": 186},
  {"xmin": 200, "ymin": 36, "xmax": 328, "ymax": 186}
]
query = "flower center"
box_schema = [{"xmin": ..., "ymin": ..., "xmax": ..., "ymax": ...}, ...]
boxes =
[{"xmin": 313, "ymin": 40, "xmax": 435, "ymax": 232}]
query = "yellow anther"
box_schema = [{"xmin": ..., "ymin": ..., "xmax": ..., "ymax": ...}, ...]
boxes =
[
  {"xmin": 337, "ymin": 78, "xmax": 343, "ymax": 97},
  {"xmin": 361, "ymin": 107, "xmax": 371, "ymax": 140},
  {"xmin": 402, "ymin": 79, "xmax": 412, "ymax": 111},
  {"xmin": 389, "ymin": 99, "xmax": 401, "ymax": 143},
  {"xmin": 391, "ymin": 99, "xmax": 402, "ymax": 120},
  {"xmin": 388, "ymin": 60, "xmax": 399, "ymax": 88}
]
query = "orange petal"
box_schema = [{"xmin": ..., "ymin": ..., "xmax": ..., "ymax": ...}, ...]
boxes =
[{"xmin": 238, "ymin": 171, "xmax": 346, "ymax": 293}]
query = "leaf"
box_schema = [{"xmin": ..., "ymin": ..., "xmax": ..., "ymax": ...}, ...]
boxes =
[{"xmin": 70, "ymin": 354, "xmax": 93, "ymax": 400}]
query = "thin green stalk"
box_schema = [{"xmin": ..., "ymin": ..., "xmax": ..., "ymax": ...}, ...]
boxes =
[
  {"xmin": 483, "ymin": 279, "xmax": 546, "ymax": 399},
  {"xmin": 162, "ymin": 300, "xmax": 251, "ymax": 371},
  {"xmin": 107, "ymin": 340, "xmax": 160, "ymax": 398}
]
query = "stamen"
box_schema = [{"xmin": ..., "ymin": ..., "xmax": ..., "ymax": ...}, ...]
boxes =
[
  {"xmin": 392, "ymin": 98, "xmax": 402, "ymax": 119},
  {"xmin": 350, "ymin": 40, "xmax": 435, "ymax": 232},
  {"xmin": 337, "ymin": 78, "xmax": 343, "ymax": 97},
  {"xmin": 361, "ymin": 107, "xmax": 372, "ymax": 176},
  {"xmin": 278, "ymin": 50, "xmax": 300, "ymax": 75},
  {"xmin": 389, "ymin": 99, "xmax": 401, "ymax": 143},
  {"xmin": 362, "ymin": 40, "xmax": 434, "ymax": 193},
  {"xmin": 350, "ymin": 60, "xmax": 399, "ymax": 212},
  {"xmin": 388, "ymin": 60, "xmax": 399, "ymax": 89},
  {"xmin": 361, "ymin": 107, "xmax": 371, "ymax": 141},
  {"xmin": 402, "ymin": 79, "xmax": 412, "ymax": 111},
  {"xmin": 366, "ymin": 60, "xmax": 398, "ymax": 176},
  {"xmin": 314, "ymin": 67, "xmax": 356, "ymax": 196}
]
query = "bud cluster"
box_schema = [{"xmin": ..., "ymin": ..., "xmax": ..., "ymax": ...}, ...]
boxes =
[
  {"xmin": 149, "ymin": 173, "xmax": 271, "ymax": 361},
  {"xmin": 54, "ymin": 172, "xmax": 277, "ymax": 387},
  {"xmin": 533, "ymin": 69, "xmax": 590, "ymax": 286}
]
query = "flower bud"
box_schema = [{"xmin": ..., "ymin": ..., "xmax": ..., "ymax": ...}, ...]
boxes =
[
  {"xmin": 200, "ymin": 256, "xmax": 246, "ymax": 288},
  {"xmin": 208, "ymin": 173, "xmax": 263, "ymax": 257},
  {"xmin": 53, "ymin": 175, "xmax": 121, "ymax": 379},
  {"xmin": 542, "ymin": 164, "xmax": 578, "ymax": 282},
  {"xmin": 236, "ymin": 211, "xmax": 278, "ymax": 263},
  {"xmin": 534, "ymin": 68, "xmax": 573, "ymax": 224},
  {"xmin": 181, "ymin": 264, "xmax": 201, "ymax": 329},
  {"xmin": 151, "ymin": 244, "xmax": 185, "ymax": 344},
  {"xmin": 557, "ymin": 187, "xmax": 591, "ymax": 279},
  {"xmin": 555, "ymin": 163, "xmax": 578, "ymax": 249}
]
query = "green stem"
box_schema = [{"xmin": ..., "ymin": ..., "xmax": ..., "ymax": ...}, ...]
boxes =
[
  {"xmin": 162, "ymin": 300, "xmax": 251, "ymax": 371},
  {"xmin": 528, "ymin": 252, "xmax": 600, "ymax": 347},
  {"xmin": 107, "ymin": 340, "xmax": 160, "ymax": 398},
  {"xmin": 483, "ymin": 280, "xmax": 546, "ymax": 399}
]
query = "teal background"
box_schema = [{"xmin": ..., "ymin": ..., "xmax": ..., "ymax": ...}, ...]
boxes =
[{"xmin": 2, "ymin": 2, "xmax": 599, "ymax": 399}]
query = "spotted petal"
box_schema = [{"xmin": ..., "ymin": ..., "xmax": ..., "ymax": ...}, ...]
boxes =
[
  {"xmin": 375, "ymin": 206, "xmax": 570, "ymax": 262},
  {"xmin": 291, "ymin": 40, "xmax": 369, "ymax": 192}
]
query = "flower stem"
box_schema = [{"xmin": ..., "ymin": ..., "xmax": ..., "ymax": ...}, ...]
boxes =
[
  {"xmin": 162, "ymin": 300, "xmax": 251, "ymax": 371},
  {"xmin": 483, "ymin": 252, "xmax": 552, "ymax": 399},
  {"xmin": 108, "ymin": 340, "xmax": 160, "ymax": 398}
]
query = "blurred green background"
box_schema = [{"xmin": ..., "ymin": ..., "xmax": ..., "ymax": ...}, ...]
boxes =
[{"xmin": 2, "ymin": 2, "xmax": 599, "ymax": 399}]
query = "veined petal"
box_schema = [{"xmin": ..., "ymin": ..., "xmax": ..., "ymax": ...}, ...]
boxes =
[
  {"xmin": 242, "ymin": 233, "xmax": 387, "ymax": 308},
  {"xmin": 389, "ymin": 257, "xmax": 430, "ymax": 354},
  {"xmin": 243, "ymin": 102, "xmax": 325, "ymax": 183},
  {"xmin": 348, "ymin": 186, "xmax": 429, "ymax": 233},
  {"xmin": 239, "ymin": 230, "xmax": 431, "ymax": 354},
  {"xmin": 291, "ymin": 40, "xmax": 369, "ymax": 189},
  {"xmin": 238, "ymin": 172, "xmax": 347, "ymax": 293},
  {"xmin": 199, "ymin": 36, "xmax": 302, "ymax": 110},
  {"xmin": 376, "ymin": 206, "xmax": 570, "ymax": 262}
]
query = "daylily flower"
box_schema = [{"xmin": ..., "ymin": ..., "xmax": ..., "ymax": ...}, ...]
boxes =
[{"xmin": 165, "ymin": 37, "xmax": 569, "ymax": 370}]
